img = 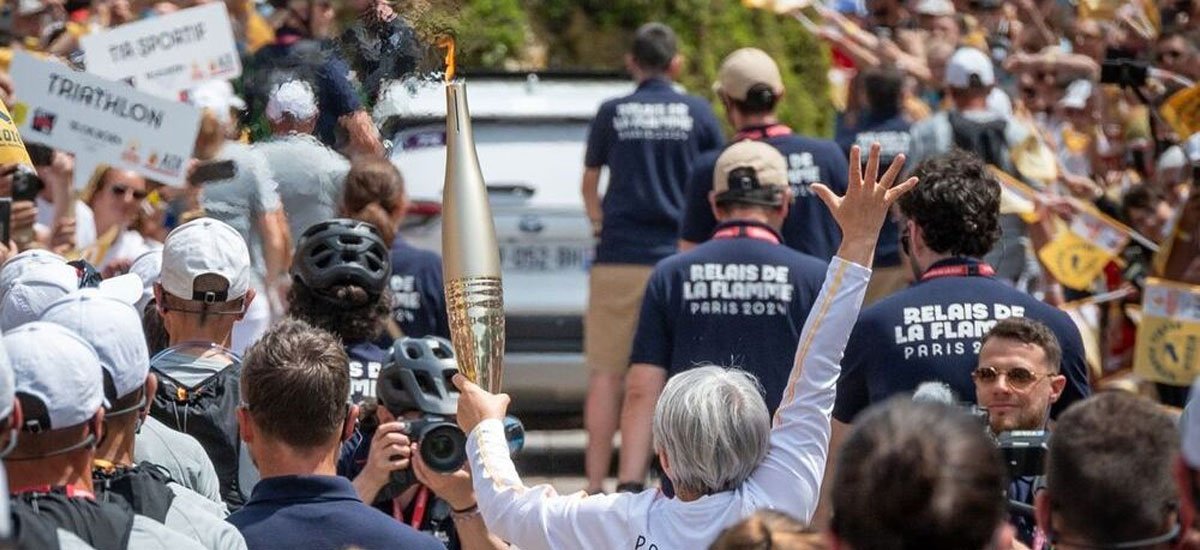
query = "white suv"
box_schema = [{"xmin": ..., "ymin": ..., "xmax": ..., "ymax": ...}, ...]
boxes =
[{"xmin": 375, "ymin": 74, "xmax": 633, "ymax": 416}]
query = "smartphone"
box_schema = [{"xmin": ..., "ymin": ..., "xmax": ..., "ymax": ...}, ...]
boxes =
[
  {"xmin": 0, "ymin": 198, "xmax": 12, "ymax": 245},
  {"xmin": 189, "ymin": 160, "xmax": 237, "ymax": 186},
  {"xmin": 11, "ymin": 166, "xmax": 43, "ymax": 202}
]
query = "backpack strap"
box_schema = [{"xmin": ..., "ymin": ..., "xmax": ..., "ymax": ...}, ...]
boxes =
[{"xmin": 92, "ymin": 464, "xmax": 178, "ymax": 524}]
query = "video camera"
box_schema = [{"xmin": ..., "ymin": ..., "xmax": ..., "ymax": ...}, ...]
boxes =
[{"xmin": 995, "ymin": 430, "xmax": 1049, "ymax": 481}]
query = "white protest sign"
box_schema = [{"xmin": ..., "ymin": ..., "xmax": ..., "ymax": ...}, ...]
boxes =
[
  {"xmin": 9, "ymin": 51, "xmax": 201, "ymax": 188},
  {"xmin": 81, "ymin": 3, "xmax": 241, "ymax": 96}
]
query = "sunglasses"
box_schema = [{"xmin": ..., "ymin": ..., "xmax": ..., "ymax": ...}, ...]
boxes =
[
  {"xmin": 1158, "ymin": 50, "xmax": 1187, "ymax": 63},
  {"xmin": 109, "ymin": 184, "xmax": 148, "ymax": 201},
  {"xmin": 971, "ymin": 365, "xmax": 1044, "ymax": 390}
]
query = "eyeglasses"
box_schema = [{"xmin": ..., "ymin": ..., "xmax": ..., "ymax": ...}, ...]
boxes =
[
  {"xmin": 971, "ymin": 365, "xmax": 1044, "ymax": 390},
  {"xmin": 109, "ymin": 184, "xmax": 148, "ymax": 201}
]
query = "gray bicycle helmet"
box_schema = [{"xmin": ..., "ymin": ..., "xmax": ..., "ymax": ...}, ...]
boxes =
[
  {"xmin": 376, "ymin": 337, "xmax": 459, "ymax": 416},
  {"xmin": 291, "ymin": 218, "xmax": 391, "ymax": 301}
]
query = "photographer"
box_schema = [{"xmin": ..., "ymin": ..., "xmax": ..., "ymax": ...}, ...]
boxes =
[
  {"xmin": 972, "ymin": 317, "xmax": 1067, "ymax": 546},
  {"xmin": 340, "ymin": 337, "xmax": 506, "ymax": 550}
]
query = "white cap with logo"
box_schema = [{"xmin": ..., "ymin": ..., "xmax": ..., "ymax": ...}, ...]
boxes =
[
  {"xmin": 5, "ymin": 322, "xmax": 105, "ymax": 432},
  {"xmin": 161, "ymin": 217, "xmax": 251, "ymax": 303},
  {"xmin": 41, "ymin": 289, "xmax": 150, "ymax": 404}
]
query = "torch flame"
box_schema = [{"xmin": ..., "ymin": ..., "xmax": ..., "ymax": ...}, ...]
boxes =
[{"xmin": 437, "ymin": 35, "xmax": 457, "ymax": 82}]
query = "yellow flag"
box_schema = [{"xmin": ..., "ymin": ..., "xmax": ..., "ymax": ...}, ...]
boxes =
[
  {"xmin": 1161, "ymin": 84, "xmax": 1200, "ymax": 139},
  {"xmin": 1133, "ymin": 278, "xmax": 1200, "ymax": 385},
  {"xmin": 987, "ymin": 165, "xmax": 1041, "ymax": 223},
  {"xmin": 0, "ymin": 100, "xmax": 31, "ymax": 167},
  {"xmin": 1037, "ymin": 208, "xmax": 1132, "ymax": 291},
  {"xmin": 1077, "ymin": 0, "xmax": 1121, "ymax": 20}
]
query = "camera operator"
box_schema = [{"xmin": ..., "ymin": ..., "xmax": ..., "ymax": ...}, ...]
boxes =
[
  {"xmin": 340, "ymin": 337, "xmax": 506, "ymax": 550},
  {"xmin": 972, "ymin": 317, "xmax": 1066, "ymax": 546}
]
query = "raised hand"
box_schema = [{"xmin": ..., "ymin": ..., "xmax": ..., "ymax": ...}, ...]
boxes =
[{"xmin": 812, "ymin": 143, "xmax": 918, "ymax": 267}]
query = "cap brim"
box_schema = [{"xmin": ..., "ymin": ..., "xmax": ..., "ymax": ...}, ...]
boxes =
[{"xmin": 97, "ymin": 274, "xmax": 144, "ymax": 306}]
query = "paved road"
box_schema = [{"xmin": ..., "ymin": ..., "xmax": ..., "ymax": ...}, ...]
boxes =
[{"xmin": 514, "ymin": 428, "xmax": 650, "ymax": 495}]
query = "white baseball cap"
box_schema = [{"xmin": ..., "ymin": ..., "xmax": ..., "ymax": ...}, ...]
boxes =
[
  {"xmin": 0, "ymin": 250, "xmax": 67, "ymax": 300},
  {"xmin": 945, "ymin": 47, "xmax": 995, "ymax": 89},
  {"xmin": 188, "ymin": 80, "xmax": 247, "ymax": 125},
  {"xmin": 129, "ymin": 249, "xmax": 163, "ymax": 316},
  {"xmin": 6, "ymin": 322, "xmax": 105, "ymax": 432},
  {"xmin": 1182, "ymin": 381, "xmax": 1200, "ymax": 468},
  {"xmin": 41, "ymin": 290, "xmax": 149, "ymax": 404},
  {"xmin": 0, "ymin": 339, "xmax": 13, "ymax": 420},
  {"xmin": 915, "ymin": 0, "xmax": 955, "ymax": 16},
  {"xmin": 1059, "ymin": 79, "xmax": 1094, "ymax": 110},
  {"xmin": 266, "ymin": 80, "xmax": 319, "ymax": 122},
  {"xmin": 161, "ymin": 217, "xmax": 251, "ymax": 303},
  {"xmin": 0, "ymin": 261, "xmax": 79, "ymax": 332}
]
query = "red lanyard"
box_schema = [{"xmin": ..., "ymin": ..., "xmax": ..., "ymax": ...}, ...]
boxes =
[
  {"xmin": 734, "ymin": 124, "xmax": 792, "ymax": 141},
  {"xmin": 712, "ymin": 225, "xmax": 781, "ymax": 245},
  {"xmin": 921, "ymin": 262, "xmax": 996, "ymax": 281},
  {"xmin": 12, "ymin": 485, "xmax": 95, "ymax": 500},
  {"xmin": 393, "ymin": 486, "xmax": 431, "ymax": 529}
]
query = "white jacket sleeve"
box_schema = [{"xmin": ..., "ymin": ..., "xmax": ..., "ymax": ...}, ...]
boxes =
[
  {"xmin": 746, "ymin": 257, "xmax": 871, "ymax": 521},
  {"xmin": 467, "ymin": 419, "xmax": 648, "ymax": 550}
]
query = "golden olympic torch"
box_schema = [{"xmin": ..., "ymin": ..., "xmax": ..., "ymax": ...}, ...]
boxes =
[{"xmin": 439, "ymin": 37, "xmax": 505, "ymax": 393}]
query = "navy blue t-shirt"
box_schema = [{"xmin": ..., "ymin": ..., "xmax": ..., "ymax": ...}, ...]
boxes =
[
  {"xmin": 630, "ymin": 221, "xmax": 827, "ymax": 413},
  {"xmin": 836, "ymin": 114, "xmax": 911, "ymax": 267},
  {"xmin": 228, "ymin": 475, "xmax": 442, "ymax": 550},
  {"xmin": 833, "ymin": 258, "xmax": 1091, "ymax": 423},
  {"xmin": 679, "ymin": 127, "xmax": 849, "ymax": 261},
  {"xmin": 390, "ymin": 237, "xmax": 449, "ymax": 339},
  {"xmin": 585, "ymin": 78, "xmax": 724, "ymax": 265},
  {"xmin": 346, "ymin": 341, "xmax": 389, "ymax": 405}
]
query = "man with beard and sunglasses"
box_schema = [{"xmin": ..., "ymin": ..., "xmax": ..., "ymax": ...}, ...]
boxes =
[{"xmin": 972, "ymin": 317, "xmax": 1066, "ymax": 547}]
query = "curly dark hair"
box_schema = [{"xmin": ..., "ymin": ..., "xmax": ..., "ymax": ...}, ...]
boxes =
[
  {"xmin": 899, "ymin": 150, "xmax": 1001, "ymax": 258},
  {"xmin": 287, "ymin": 281, "xmax": 392, "ymax": 344}
]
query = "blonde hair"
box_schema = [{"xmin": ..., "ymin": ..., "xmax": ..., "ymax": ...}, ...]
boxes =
[
  {"xmin": 709, "ymin": 510, "xmax": 825, "ymax": 550},
  {"xmin": 193, "ymin": 109, "xmax": 226, "ymax": 161}
]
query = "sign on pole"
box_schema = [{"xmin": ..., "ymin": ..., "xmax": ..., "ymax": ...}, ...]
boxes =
[
  {"xmin": 81, "ymin": 3, "xmax": 241, "ymax": 96},
  {"xmin": 9, "ymin": 51, "xmax": 201, "ymax": 188}
]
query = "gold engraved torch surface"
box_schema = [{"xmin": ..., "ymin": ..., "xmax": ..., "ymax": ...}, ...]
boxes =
[{"xmin": 442, "ymin": 80, "xmax": 505, "ymax": 393}]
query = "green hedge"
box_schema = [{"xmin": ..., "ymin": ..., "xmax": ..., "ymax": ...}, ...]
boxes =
[{"xmin": 406, "ymin": 0, "xmax": 834, "ymax": 137}]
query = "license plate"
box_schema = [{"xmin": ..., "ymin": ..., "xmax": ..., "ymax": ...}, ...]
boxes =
[{"xmin": 500, "ymin": 244, "xmax": 591, "ymax": 272}]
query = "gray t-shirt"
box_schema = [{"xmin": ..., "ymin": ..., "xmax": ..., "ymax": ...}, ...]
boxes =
[
  {"xmin": 136, "ymin": 416, "xmax": 223, "ymax": 505},
  {"xmin": 256, "ymin": 133, "xmax": 350, "ymax": 243},
  {"xmin": 129, "ymin": 513, "xmax": 209, "ymax": 549},
  {"xmin": 907, "ymin": 108, "xmax": 1036, "ymax": 286},
  {"xmin": 199, "ymin": 142, "xmax": 282, "ymax": 292},
  {"xmin": 163, "ymin": 481, "xmax": 247, "ymax": 550}
]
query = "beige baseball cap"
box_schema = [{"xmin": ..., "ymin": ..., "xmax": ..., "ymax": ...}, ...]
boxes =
[
  {"xmin": 713, "ymin": 48, "xmax": 785, "ymax": 102},
  {"xmin": 713, "ymin": 140, "xmax": 789, "ymax": 206}
]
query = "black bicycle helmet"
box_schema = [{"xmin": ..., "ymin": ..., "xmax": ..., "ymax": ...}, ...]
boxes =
[
  {"xmin": 291, "ymin": 219, "xmax": 391, "ymax": 299},
  {"xmin": 377, "ymin": 337, "xmax": 460, "ymax": 416}
]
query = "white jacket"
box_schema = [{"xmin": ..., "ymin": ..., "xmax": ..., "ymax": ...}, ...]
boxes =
[{"xmin": 467, "ymin": 257, "xmax": 871, "ymax": 550}]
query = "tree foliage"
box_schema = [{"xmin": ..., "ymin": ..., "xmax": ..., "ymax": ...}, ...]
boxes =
[{"xmin": 406, "ymin": 0, "xmax": 833, "ymax": 136}]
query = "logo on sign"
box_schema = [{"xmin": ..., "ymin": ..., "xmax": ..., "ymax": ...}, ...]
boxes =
[
  {"xmin": 122, "ymin": 141, "xmax": 141, "ymax": 164},
  {"xmin": 31, "ymin": 109, "xmax": 57, "ymax": 134}
]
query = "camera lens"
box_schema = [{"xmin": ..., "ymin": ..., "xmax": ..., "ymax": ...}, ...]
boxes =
[{"xmin": 418, "ymin": 422, "xmax": 467, "ymax": 473}]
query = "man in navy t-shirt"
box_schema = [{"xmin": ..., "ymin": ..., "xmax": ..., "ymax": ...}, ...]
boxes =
[
  {"xmin": 832, "ymin": 151, "xmax": 1090, "ymax": 426},
  {"xmin": 580, "ymin": 22, "xmax": 723, "ymax": 495},
  {"xmin": 230, "ymin": 319, "xmax": 441, "ymax": 550},
  {"xmin": 835, "ymin": 68, "xmax": 912, "ymax": 304},
  {"xmin": 389, "ymin": 237, "xmax": 449, "ymax": 339},
  {"xmin": 679, "ymin": 48, "xmax": 848, "ymax": 262},
  {"xmin": 618, "ymin": 140, "xmax": 826, "ymax": 492}
]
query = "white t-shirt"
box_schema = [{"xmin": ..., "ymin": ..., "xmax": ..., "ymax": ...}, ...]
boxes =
[
  {"xmin": 467, "ymin": 258, "xmax": 871, "ymax": 550},
  {"xmin": 34, "ymin": 198, "xmax": 97, "ymax": 250}
]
